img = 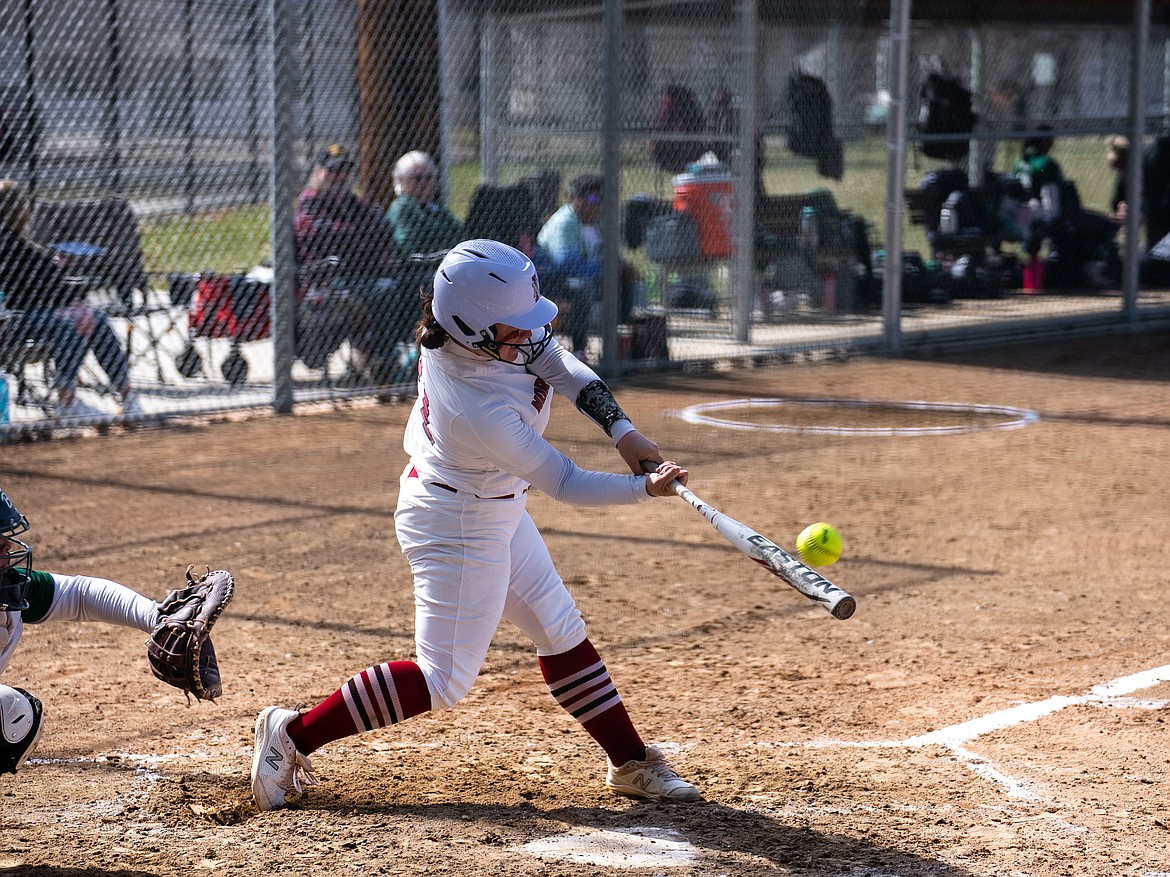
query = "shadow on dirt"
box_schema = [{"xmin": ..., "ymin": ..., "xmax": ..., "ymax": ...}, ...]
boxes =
[
  {"xmin": 0, "ymin": 869, "xmax": 160, "ymax": 877},
  {"xmin": 148, "ymin": 767, "xmax": 978, "ymax": 876},
  {"xmin": 303, "ymin": 799, "xmax": 978, "ymax": 877},
  {"xmin": 631, "ymin": 327, "xmax": 1169, "ymax": 386},
  {"xmin": 905, "ymin": 326, "xmax": 1170, "ymax": 383}
]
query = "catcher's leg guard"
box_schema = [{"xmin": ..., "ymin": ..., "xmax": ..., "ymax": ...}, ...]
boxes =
[{"xmin": 0, "ymin": 684, "xmax": 44, "ymax": 773}]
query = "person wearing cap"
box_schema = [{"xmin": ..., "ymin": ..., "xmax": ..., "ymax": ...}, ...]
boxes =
[
  {"xmin": 385, "ymin": 151, "xmax": 463, "ymax": 258},
  {"xmin": 293, "ymin": 144, "xmax": 396, "ymax": 276},
  {"xmin": 1013, "ymin": 129, "xmax": 1065, "ymax": 244},
  {"xmin": 292, "ymin": 144, "xmax": 401, "ymax": 377}
]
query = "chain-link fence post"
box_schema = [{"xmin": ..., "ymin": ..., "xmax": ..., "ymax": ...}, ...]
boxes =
[
  {"xmin": 731, "ymin": 0, "xmax": 758, "ymax": 344},
  {"xmin": 597, "ymin": 0, "xmax": 623, "ymax": 377},
  {"xmin": 271, "ymin": 0, "xmax": 296, "ymax": 414},
  {"xmin": 883, "ymin": 0, "xmax": 912, "ymax": 354},
  {"xmin": 1124, "ymin": 0, "xmax": 1150, "ymax": 320}
]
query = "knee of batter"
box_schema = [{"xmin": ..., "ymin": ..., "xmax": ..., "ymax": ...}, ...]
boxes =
[{"xmin": 415, "ymin": 656, "xmax": 479, "ymax": 710}]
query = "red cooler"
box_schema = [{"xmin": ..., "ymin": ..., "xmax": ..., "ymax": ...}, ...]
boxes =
[{"xmin": 672, "ymin": 172, "xmax": 733, "ymax": 258}]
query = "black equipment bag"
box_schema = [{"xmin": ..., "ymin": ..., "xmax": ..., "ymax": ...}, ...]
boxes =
[
  {"xmin": 644, "ymin": 210, "xmax": 701, "ymax": 263},
  {"xmin": 785, "ymin": 73, "xmax": 844, "ymax": 180},
  {"xmin": 918, "ymin": 72, "xmax": 975, "ymax": 161}
]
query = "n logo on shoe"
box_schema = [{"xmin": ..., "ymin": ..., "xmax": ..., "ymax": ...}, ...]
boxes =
[
  {"xmin": 630, "ymin": 773, "xmax": 653, "ymax": 791},
  {"xmin": 264, "ymin": 745, "xmax": 284, "ymax": 772}
]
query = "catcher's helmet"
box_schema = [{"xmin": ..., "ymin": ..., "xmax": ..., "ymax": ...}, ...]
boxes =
[
  {"xmin": 432, "ymin": 239, "xmax": 558, "ymax": 366},
  {"xmin": 0, "ymin": 488, "xmax": 32, "ymax": 612},
  {"xmin": 0, "ymin": 684, "xmax": 44, "ymax": 773}
]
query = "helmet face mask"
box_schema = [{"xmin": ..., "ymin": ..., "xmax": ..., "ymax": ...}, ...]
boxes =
[
  {"xmin": 433, "ymin": 239, "xmax": 559, "ymax": 367},
  {"xmin": 0, "ymin": 489, "xmax": 32, "ymax": 612},
  {"xmin": 471, "ymin": 324, "xmax": 554, "ymax": 366}
]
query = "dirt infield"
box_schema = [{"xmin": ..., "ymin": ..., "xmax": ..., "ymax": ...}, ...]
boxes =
[{"xmin": 1, "ymin": 329, "xmax": 1167, "ymax": 877}]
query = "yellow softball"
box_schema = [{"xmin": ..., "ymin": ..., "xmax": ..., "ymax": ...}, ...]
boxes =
[{"xmin": 796, "ymin": 522, "xmax": 842, "ymax": 566}]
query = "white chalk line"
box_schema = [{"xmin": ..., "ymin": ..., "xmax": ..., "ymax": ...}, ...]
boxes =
[
  {"xmin": 24, "ymin": 673, "xmax": 1168, "ymax": 874},
  {"xmin": 677, "ymin": 397, "xmax": 1040, "ymax": 436},
  {"xmin": 760, "ymin": 663, "xmax": 1170, "ymax": 800},
  {"xmin": 28, "ymin": 749, "xmax": 220, "ymax": 768}
]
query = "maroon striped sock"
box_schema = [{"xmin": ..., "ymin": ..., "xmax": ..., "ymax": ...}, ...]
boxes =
[
  {"xmin": 289, "ymin": 661, "xmax": 431, "ymax": 755},
  {"xmin": 539, "ymin": 638, "xmax": 645, "ymax": 766}
]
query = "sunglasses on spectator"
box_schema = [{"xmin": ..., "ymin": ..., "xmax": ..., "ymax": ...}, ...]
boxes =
[{"xmin": 583, "ymin": 193, "xmax": 602, "ymax": 205}]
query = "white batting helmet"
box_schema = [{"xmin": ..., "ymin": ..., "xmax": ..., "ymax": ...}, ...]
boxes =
[
  {"xmin": 432, "ymin": 239, "xmax": 558, "ymax": 365},
  {"xmin": 0, "ymin": 685, "xmax": 44, "ymax": 774}
]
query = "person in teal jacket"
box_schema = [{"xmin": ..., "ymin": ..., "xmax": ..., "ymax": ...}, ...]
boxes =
[
  {"xmin": 385, "ymin": 151, "xmax": 463, "ymax": 258},
  {"xmin": 537, "ymin": 174, "xmax": 638, "ymax": 358}
]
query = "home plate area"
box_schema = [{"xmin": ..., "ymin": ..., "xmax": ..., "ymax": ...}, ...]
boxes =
[{"xmin": 518, "ymin": 825, "xmax": 696, "ymax": 868}]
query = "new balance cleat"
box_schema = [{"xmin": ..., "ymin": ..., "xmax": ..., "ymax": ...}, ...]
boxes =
[
  {"xmin": 606, "ymin": 744, "xmax": 701, "ymax": 802},
  {"xmin": 251, "ymin": 705, "xmax": 319, "ymax": 811}
]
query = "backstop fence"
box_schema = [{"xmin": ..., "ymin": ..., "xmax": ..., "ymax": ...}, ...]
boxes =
[{"xmin": 1, "ymin": 0, "xmax": 1168, "ymax": 436}]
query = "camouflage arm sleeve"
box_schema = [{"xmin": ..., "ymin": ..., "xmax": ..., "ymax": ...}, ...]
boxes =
[{"xmin": 575, "ymin": 379, "xmax": 630, "ymax": 439}]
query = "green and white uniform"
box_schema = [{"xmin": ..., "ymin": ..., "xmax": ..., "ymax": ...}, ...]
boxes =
[{"xmin": 0, "ymin": 571, "xmax": 159, "ymax": 676}]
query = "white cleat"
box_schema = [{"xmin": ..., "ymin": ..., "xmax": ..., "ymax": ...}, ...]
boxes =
[
  {"xmin": 606, "ymin": 743, "xmax": 701, "ymax": 802},
  {"xmin": 251, "ymin": 705, "xmax": 319, "ymax": 811}
]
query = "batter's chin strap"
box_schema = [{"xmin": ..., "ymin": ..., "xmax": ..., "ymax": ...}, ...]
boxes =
[{"xmin": 575, "ymin": 379, "xmax": 629, "ymax": 438}]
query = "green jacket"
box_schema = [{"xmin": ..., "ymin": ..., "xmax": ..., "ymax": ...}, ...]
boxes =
[
  {"xmin": 1013, "ymin": 151, "xmax": 1064, "ymax": 200},
  {"xmin": 386, "ymin": 195, "xmax": 463, "ymax": 257}
]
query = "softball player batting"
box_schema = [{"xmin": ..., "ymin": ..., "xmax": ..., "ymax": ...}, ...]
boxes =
[{"xmin": 251, "ymin": 239, "xmax": 700, "ymax": 809}]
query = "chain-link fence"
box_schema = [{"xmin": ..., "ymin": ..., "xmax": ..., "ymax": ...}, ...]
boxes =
[{"xmin": 2, "ymin": 0, "xmax": 1168, "ymax": 436}]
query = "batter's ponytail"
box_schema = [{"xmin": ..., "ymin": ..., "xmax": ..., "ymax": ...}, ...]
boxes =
[{"xmin": 416, "ymin": 290, "xmax": 449, "ymax": 349}]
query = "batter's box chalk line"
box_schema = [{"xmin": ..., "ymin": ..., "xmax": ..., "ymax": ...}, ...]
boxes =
[
  {"xmin": 759, "ymin": 663, "xmax": 1170, "ymax": 800},
  {"xmin": 676, "ymin": 397, "xmax": 1040, "ymax": 436}
]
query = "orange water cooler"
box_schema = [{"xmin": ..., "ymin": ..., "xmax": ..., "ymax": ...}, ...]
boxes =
[{"xmin": 672, "ymin": 171, "xmax": 733, "ymax": 258}]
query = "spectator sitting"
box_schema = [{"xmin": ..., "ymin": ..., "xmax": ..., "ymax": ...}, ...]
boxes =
[
  {"xmin": 1013, "ymin": 130, "xmax": 1118, "ymax": 289},
  {"xmin": 292, "ymin": 144, "xmax": 401, "ymax": 378},
  {"xmin": 385, "ymin": 151, "xmax": 463, "ymax": 258},
  {"xmin": 0, "ymin": 179, "xmax": 142, "ymax": 421},
  {"xmin": 294, "ymin": 144, "xmax": 396, "ymax": 279},
  {"xmin": 536, "ymin": 173, "xmax": 638, "ymax": 359},
  {"xmin": 1013, "ymin": 129, "xmax": 1065, "ymax": 256},
  {"xmin": 1108, "ymin": 133, "xmax": 1170, "ymax": 287},
  {"xmin": 1142, "ymin": 135, "xmax": 1170, "ymax": 250}
]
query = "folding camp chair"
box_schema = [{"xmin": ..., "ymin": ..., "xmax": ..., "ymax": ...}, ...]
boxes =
[{"xmin": 30, "ymin": 194, "xmax": 178, "ymax": 383}]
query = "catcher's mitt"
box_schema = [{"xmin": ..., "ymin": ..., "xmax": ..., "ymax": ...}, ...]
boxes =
[{"xmin": 147, "ymin": 566, "xmax": 234, "ymax": 703}]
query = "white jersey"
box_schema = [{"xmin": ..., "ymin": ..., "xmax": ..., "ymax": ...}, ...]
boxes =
[{"xmin": 402, "ymin": 332, "xmax": 641, "ymax": 502}]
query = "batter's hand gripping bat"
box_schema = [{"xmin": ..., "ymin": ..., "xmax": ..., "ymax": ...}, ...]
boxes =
[{"xmin": 643, "ymin": 462, "xmax": 856, "ymax": 620}]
